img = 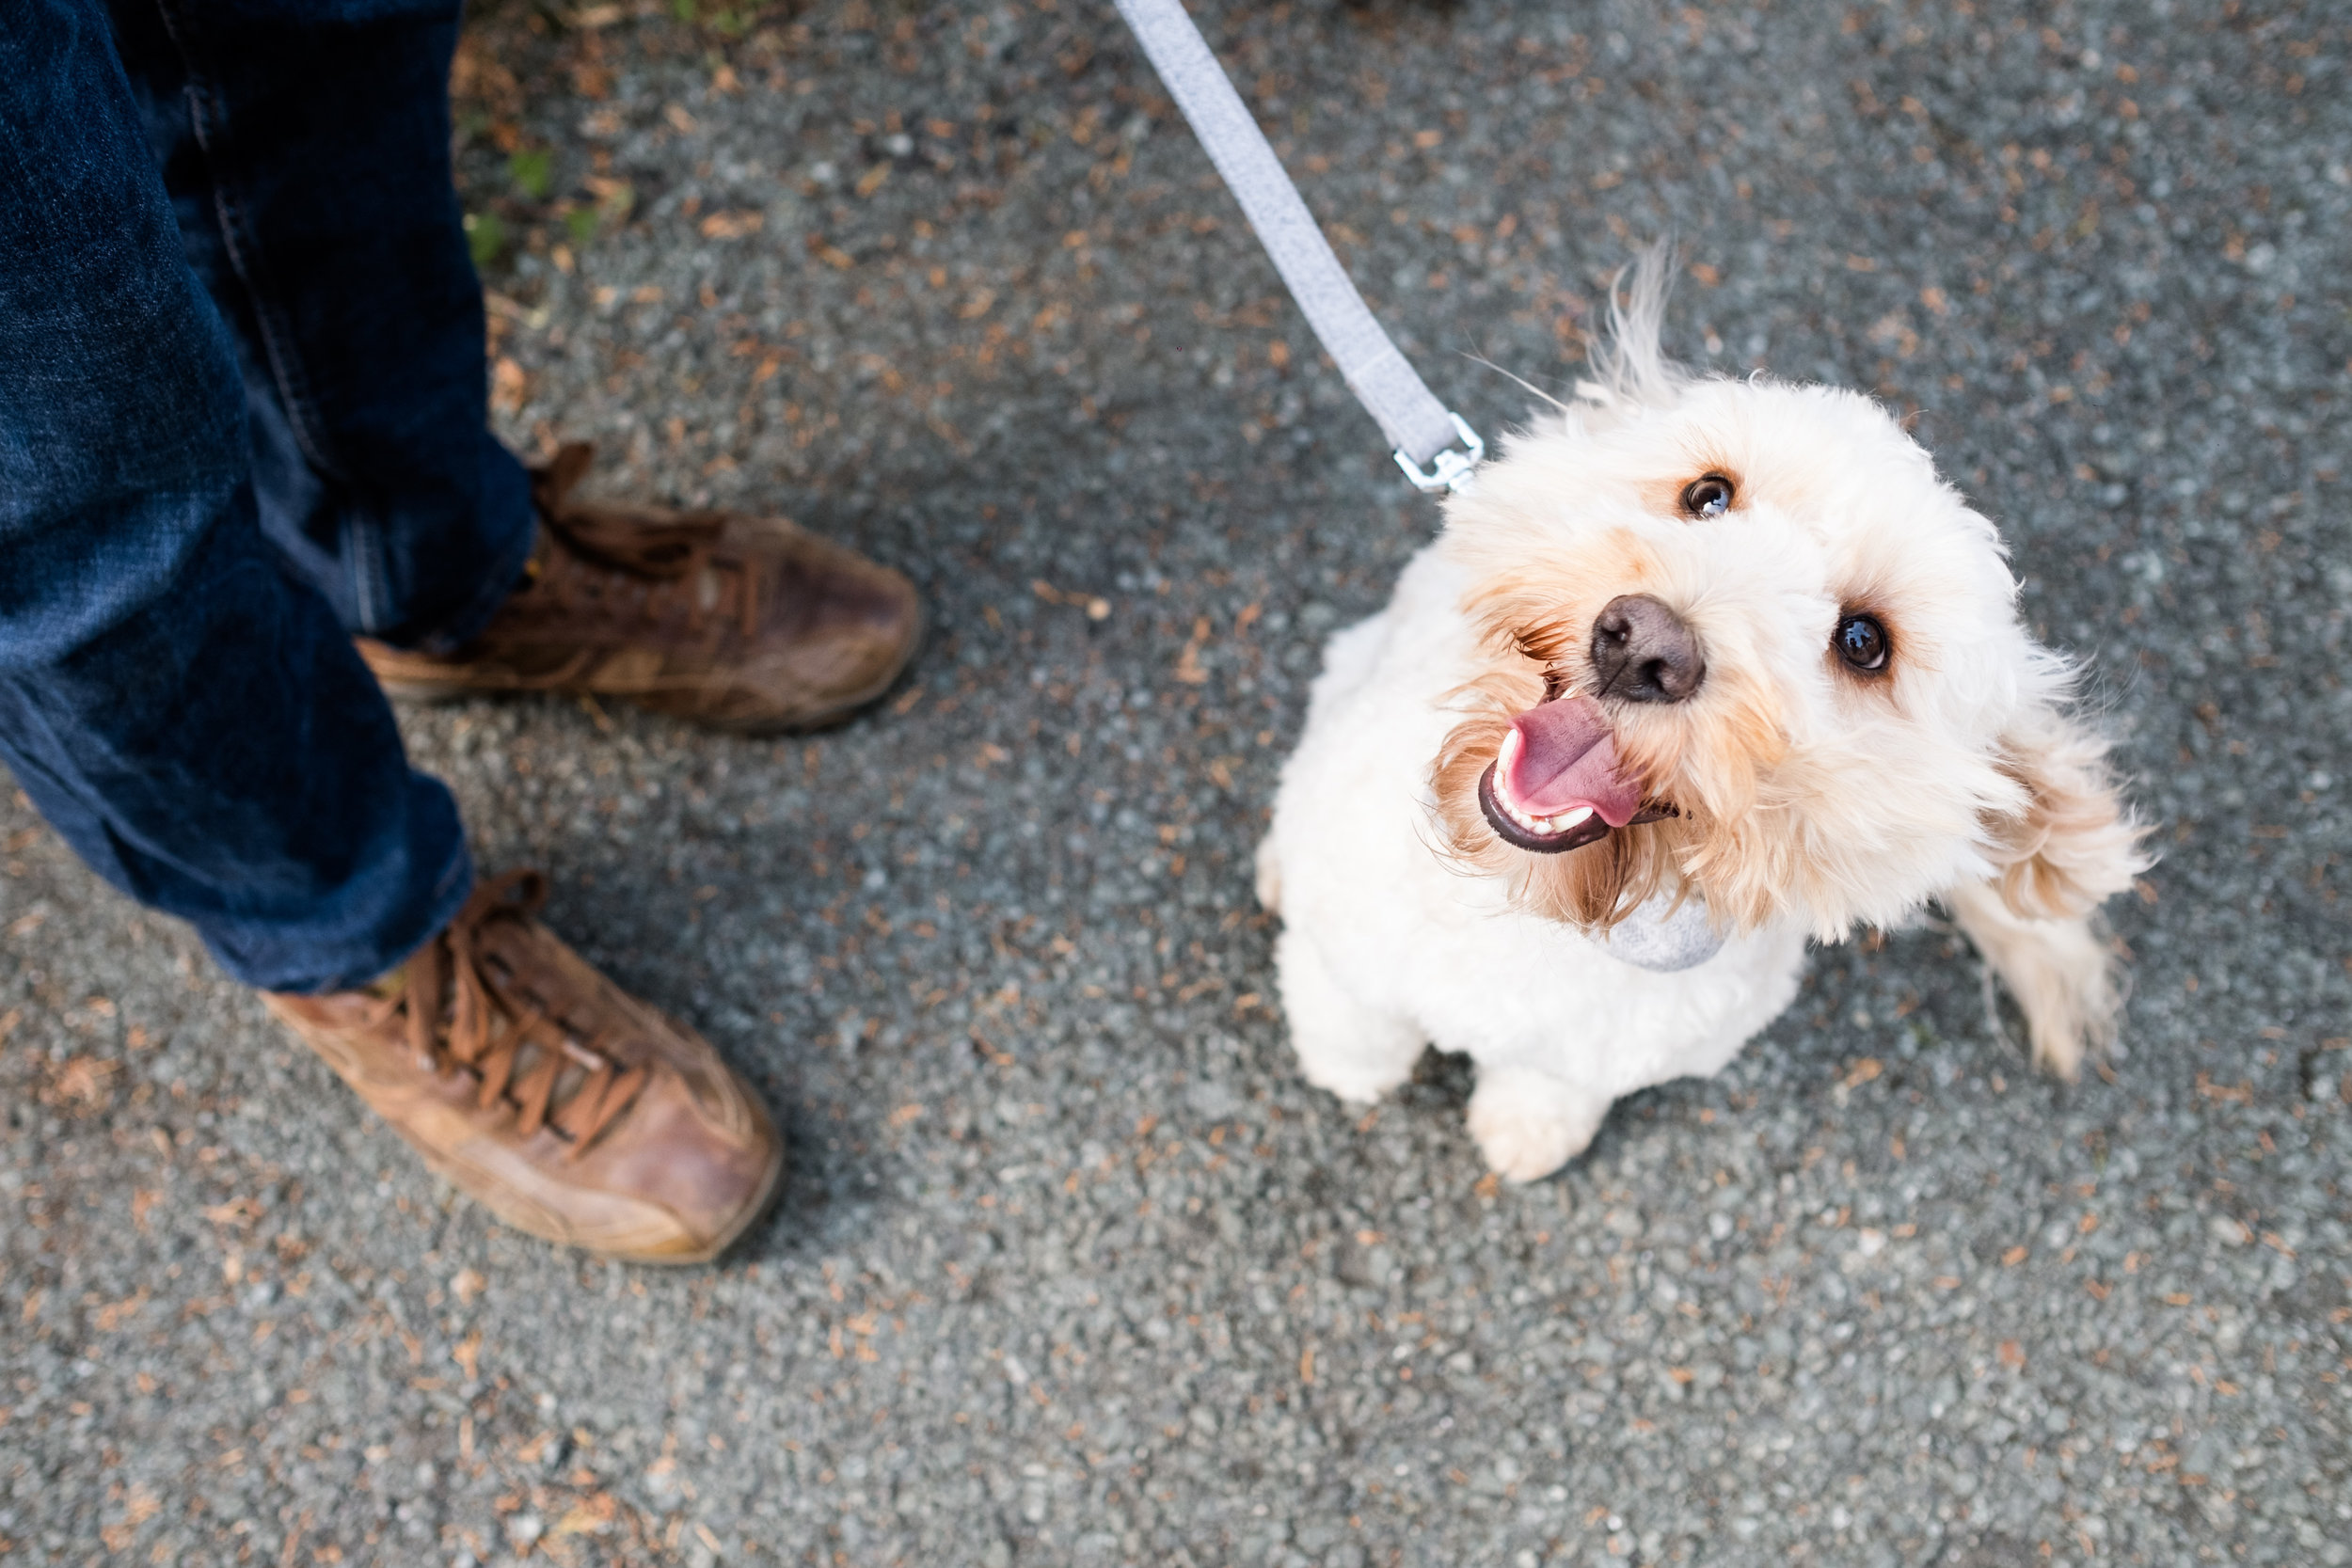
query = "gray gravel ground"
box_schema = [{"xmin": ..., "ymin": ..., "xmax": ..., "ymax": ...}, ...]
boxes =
[{"xmin": 6, "ymin": 0, "xmax": 2349, "ymax": 1563}]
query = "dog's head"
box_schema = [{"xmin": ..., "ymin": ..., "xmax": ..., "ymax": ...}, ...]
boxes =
[{"xmin": 1432, "ymin": 264, "xmax": 2142, "ymax": 941}]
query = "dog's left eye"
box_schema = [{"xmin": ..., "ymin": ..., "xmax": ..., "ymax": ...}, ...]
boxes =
[
  {"xmin": 1835, "ymin": 613, "xmax": 1890, "ymax": 673},
  {"xmin": 1678, "ymin": 475, "xmax": 1735, "ymax": 518}
]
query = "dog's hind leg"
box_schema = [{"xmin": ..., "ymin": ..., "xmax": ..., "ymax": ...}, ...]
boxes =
[
  {"xmin": 1466, "ymin": 1067, "xmax": 1612, "ymax": 1182},
  {"xmin": 1276, "ymin": 927, "xmax": 1422, "ymax": 1104}
]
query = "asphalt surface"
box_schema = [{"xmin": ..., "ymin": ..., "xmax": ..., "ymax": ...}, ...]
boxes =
[{"xmin": 5, "ymin": 1, "xmax": 2348, "ymax": 1563}]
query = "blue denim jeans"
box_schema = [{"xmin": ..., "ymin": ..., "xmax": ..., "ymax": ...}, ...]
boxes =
[{"xmin": 0, "ymin": 0, "xmax": 536, "ymax": 992}]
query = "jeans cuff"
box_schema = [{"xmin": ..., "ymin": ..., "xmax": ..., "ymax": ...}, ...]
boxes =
[
  {"xmin": 407, "ymin": 438, "xmax": 539, "ymax": 657},
  {"xmin": 262, "ymin": 829, "xmax": 476, "ymax": 995}
]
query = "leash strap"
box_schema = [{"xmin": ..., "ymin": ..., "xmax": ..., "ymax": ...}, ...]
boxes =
[{"xmin": 1112, "ymin": 0, "xmax": 1483, "ymax": 494}]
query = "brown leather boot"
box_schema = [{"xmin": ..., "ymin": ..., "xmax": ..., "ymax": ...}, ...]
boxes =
[
  {"xmin": 359, "ymin": 444, "xmax": 920, "ymax": 733},
  {"xmin": 264, "ymin": 870, "xmax": 783, "ymax": 1264}
]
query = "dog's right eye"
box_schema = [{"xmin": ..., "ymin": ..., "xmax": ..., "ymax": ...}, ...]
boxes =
[
  {"xmin": 1678, "ymin": 475, "xmax": 1735, "ymax": 518},
  {"xmin": 1835, "ymin": 613, "xmax": 1890, "ymax": 673}
]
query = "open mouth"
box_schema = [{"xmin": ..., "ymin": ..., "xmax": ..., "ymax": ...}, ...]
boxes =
[{"xmin": 1475, "ymin": 694, "xmax": 1673, "ymax": 855}]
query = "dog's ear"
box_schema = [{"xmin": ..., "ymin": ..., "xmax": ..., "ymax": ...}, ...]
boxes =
[
  {"xmin": 1949, "ymin": 704, "xmax": 2148, "ymax": 1079},
  {"xmin": 1980, "ymin": 703, "xmax": 2147, "ymax": 920}
]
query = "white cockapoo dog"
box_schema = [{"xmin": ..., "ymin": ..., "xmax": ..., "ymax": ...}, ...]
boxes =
[{"xmin": 1257, "ymin": 262, "xmax": 2147, "ymax": 1181}]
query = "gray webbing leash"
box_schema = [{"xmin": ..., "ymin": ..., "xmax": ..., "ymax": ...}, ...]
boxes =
[{"xmin": 1112, "ymin": 0, "xmax": 1485, "ymax": 496}]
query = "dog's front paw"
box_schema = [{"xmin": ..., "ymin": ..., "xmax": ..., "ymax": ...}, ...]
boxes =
[
  {"xmin": 1276, "ymin": 928, "xmax": 1423, "ymax": 1104},
  {"xmin": 1298, "ymin": 1053, "xmax": 1412, "ymax": 1106},
  {"xmin": 1466, "ymin": 1071, "xmax": 1611, "ymax": 1182}
]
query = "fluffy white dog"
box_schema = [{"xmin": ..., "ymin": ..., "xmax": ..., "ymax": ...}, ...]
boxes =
[{"xmin": 1256, "ymin": 264, "xmax": 2147, "ymax": 1181}]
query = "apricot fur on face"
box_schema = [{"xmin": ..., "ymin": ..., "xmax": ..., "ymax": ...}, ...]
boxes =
[{"xmin": 1433, "ymin": 329, "xmax": 2139, "ymax": 955}]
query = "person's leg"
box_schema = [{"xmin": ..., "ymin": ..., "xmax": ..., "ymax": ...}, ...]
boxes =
[
  {"xmin": 108, "ymin": 0, "xmax": 535, "ymax": 650},
  {"xmin": 0, "ymin": 2, "xmax": 784, "ymax": 1261},
  {"xmin": 0, "ymin": 0, "xmax": 471, "ymax": 993}
]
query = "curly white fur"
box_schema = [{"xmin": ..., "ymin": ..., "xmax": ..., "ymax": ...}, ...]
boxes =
[{"xmin": 1260, "ymin": 269, "xmax": 2147, "ymax": 1181}]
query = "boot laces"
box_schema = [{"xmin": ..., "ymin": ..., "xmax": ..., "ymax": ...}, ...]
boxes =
[
  {"xmin": 524, "ymin": 457, "xmax": 765, "ymax": 642},
  {"xmin": 375, "ymin": 870, "xmax": 648, "ymax": 1158}
]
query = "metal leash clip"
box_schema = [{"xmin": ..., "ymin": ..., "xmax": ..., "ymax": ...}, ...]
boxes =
[
  {"xmin": 1392, "ymin": 412, "xmax": 1486, "ymax": 497},
  {"xmin": 1114, "ymin": 0, "xmax": 1488, "ymax": 506}
]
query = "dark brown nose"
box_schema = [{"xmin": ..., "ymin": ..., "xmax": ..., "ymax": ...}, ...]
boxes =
[{"xmin": 1589, "ymin": 594, "xmax": 1706, "ymax": 705}]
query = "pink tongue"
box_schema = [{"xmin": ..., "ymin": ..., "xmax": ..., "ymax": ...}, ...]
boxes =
[{"xmin": 1497, "ymin": 695, "xmax": 1645, "ymax": 827}]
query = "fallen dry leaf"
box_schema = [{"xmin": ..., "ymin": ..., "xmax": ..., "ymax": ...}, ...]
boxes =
[{"xmin": 491, "ymin": 356, "xmax": 529, "ymax": 416}]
